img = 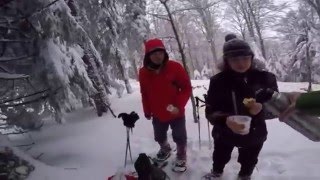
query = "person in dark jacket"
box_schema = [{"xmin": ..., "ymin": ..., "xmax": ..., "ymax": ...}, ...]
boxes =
[
  {"xmin": 139, "ymin": 38, "xmax": 192, "ymax": 172},
  {"xmin": 204, "ymin": 35, "xmax": 278, "ymax": 180}
]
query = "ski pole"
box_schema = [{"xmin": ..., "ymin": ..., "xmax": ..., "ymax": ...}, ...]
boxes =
[
  {"xmin": 195, "ymin": 97, "xmax": 201, "ymax": 149},
  {"xmin": 124, "ymin": 127, "xmax": 133, "ymax": 167},
  {"xmin": 203, "ymin": 94, "xmax": 212, "ymax": 150}
]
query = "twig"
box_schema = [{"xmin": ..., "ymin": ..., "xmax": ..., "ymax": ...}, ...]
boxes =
[
  {"xmin": 0, "ymin": 86, "xmax": 60, "ymax": 107},
  {"xmin": 106, "ymin": 104, "xmax": 117, "ymax": 118},
  {"xmin": 146, "ymin": 12, "xmax": 170, "ymax": 21},
  {"xmin": 34, "ymin": 153, "xmax": 44, "ymax": 160},
  {"xmin": 24, "ymin": 146, "xmax": 33, "ymax": 152},
  {"xmin": 15, "ymin": 142, "xmax": 35, "ymax": 147},
  {"xmin": 64, "ymin": 168, "xmax": 78, "ymax": 170},
  {"xmin": 0, "ymin": 88, "xmax": 50, "ymax": 104},
  {"xmin": 0, "ymin": 94, "xmax": 49, "ymax": 107}
]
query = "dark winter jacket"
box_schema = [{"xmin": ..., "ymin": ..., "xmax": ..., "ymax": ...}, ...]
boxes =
[{"xmin": 205, "ymin": 69, "xmax": 278, "ymax": 147}]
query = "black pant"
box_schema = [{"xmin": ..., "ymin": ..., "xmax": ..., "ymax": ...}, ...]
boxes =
[
  {"xmin": 152, "ymin": 117, "xmax": 187, "ymax": 146},
  {"xmin": 212, "ymin": 140, "xmax": 263, "ymax": 176}
]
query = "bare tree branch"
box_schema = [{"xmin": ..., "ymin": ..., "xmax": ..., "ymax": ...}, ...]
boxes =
[
  {"xmin": 0, "ymin": 72, "xmax": 29, "ymax": 80},
  {"xmin": 0, "ymin": 55, "xmax": 35, "ymax": 62},
  {"xmin": 0, "ymin": 25, "xmax": 19, "ymax": 30},
  {"xmin": 146, "ymin": 12, "xmax": 170, "ymax": 21},
  {"xmin": 159, "ymin": 0, "xmax": 198, "ymax": 124},
  {"xmin": 303, "ymin": 0, "xmax": 320, "ymax": 19},
  {"xmin": 0, "ymin": 94, "xmax": 49, "ymax": 107},
  {"xmin": 0, "ymin": 39, "xmax": 32, "ymax": 43},
  {"xmin": 0, "ymin": 88, "xmax": 50, "ymax": 104},
  {"xmin": 0, "ymin": 0, "xmax": 61, "ymax": 24},
  {"xmin": 171, "ymin": 1, "xmax": 222, "ymax": 14}
]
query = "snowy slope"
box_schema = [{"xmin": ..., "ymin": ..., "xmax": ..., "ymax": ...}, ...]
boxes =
[{"xmin": 5, "ymin": 81, "xmax": 320, "ymax": 180}]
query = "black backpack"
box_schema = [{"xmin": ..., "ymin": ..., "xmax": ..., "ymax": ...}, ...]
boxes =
[{"xmin": 134, "ymin": 153, "xmax": 169, "ymax": 180}]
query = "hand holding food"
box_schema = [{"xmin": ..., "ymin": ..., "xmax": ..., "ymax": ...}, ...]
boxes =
[{"xmin": 243, "ymin": 98, "xmax": 262, "ymax": 115}]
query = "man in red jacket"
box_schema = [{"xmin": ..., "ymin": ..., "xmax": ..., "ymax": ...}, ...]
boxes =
[{"xmin": 139, "ymin": 38, "xmax": 192, "ymax": 172}]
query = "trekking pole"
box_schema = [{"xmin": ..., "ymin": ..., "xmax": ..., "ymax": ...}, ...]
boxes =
[
  {"xmin": 118, "ymin": 111, "xmax": 139, "ymax": 168},
  {"xmin": 124, "ymin": 127, "xmax": 133, "ymax": 167},
  {"xmin": 195, "ymin": 97, "xmax": 201, "ymax": 149},
  {"xmin": 232, "ymin": 91, "xmax": 238, "ymax": 115},
  {"xmin": 203, "ymin": 94, "xmax": 212, "ymax": 150}
]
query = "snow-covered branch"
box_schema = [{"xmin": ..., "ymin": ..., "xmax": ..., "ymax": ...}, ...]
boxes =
[
  {"xmin": 0, "ymin": 72, "xmax": 29, "ymax": 80},
  {"xmin": 0, "ymin": 55, "xmax": 35, "ymax": 62}
]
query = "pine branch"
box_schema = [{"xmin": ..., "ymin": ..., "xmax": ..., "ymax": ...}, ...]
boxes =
[{"xmin": 0, "ymin": 55, "xmax": 35, "ymax": 62}]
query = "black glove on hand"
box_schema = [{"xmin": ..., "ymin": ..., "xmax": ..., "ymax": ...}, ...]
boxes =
[
  {"xmin": 256, "ymin": 88, "xmax": 275, "ymax": 103},
  {"xmin": 118, "ymin": 111, "xmax": 140, "ymax": 128}
]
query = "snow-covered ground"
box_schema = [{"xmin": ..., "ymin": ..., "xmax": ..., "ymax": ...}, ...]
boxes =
[{"xmin": 4, "ymin": 80, "xmax": 320, "ymax": 180}]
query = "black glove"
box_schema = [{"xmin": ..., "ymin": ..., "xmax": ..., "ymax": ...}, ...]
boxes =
[
  {"xmin": 255, "ymin": 88, "xmax": 275, "ymax": 103},
  {"xmin": 145, "ymin": 114, "xmax": 152, "ymax": 120},
  {"xmin": 118, "ymin": 111, "xmax": 140, "ymax": 128}
]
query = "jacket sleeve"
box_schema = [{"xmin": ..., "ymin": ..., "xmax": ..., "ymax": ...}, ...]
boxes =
[
  {"xmin": 266, "ymin": 73, "xmax": 279, "ymax": 93},
  {"xmin": 262, "ymin": 72, "xmax": 279, "ymax": 119},
  {"xmin": 296, "ymin": 91, "xmax": 320, "ymax": 116},
  {"xmin": 174, "ymin": 63, "xmax": 192, "ymax": 111},
  {"xmin": 205, "ymin": 77, "xmax": 231, "ymax": 125},
  {"xmin": 139, "ymin": 69, "xmax": 152, "ymax": 116}
]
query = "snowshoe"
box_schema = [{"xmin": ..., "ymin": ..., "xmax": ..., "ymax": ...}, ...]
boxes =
[
  {"xmin": 171, "ymin": 159, "xmax": 186, "ymax": 173},
  {"xmin": 202, "ymin": 170, "xmax": 222, "ymax": 180},
  {"xmin": 237, "ymin": 175, "xmax": 251, "ymax": 180},
  {"xmin": 155, "ymin": 147, "xmax": 171, "ymax": 162}
]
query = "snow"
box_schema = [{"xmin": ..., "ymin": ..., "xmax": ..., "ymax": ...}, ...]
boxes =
[{"xmin": 4, "ymin": 80, "xmax": 320, "ymax": 180}]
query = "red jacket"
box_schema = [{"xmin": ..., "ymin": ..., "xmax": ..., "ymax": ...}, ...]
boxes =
[{"xmin": 139, "ymin": 60, "xmax": 192, "ymax": 122}]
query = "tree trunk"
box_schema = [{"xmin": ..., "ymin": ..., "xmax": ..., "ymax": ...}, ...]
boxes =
[
  {"xmin": 197, "ymin": 6, "xmax": 218, "ymax": 73},
  {"xmin": 237, "ymin": 0, "xmax": 256, "ymax": 41},
  {"xmin": 160, "ymin": 0, "xmax": 198, "ymax": 123},
  {"xmin": 186, "ymin": 36, "xmax": 195, "ymax": 79},
  {"xmin": 116, "ymin": 49, "xmax": 133, "ymax": 94},
  {"xmin": 306, "ymin": 30, "xmax": 312, "ymax": 92},
  {"xmin": 245, "ymin": 0, "xmax": 266, "ymax": 58},
  {"xmin": 304, "ymin": 0, "xmax": 320, "ymax": 20}
]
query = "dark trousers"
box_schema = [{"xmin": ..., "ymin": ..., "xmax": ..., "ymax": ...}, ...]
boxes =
[
  {"xmin": 212, "ymin": 140, "xmax": 263, "ymax": 176},
  {"xmin": 152, "ymin": 117, "xmax": 187, "ymax": 146}
]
